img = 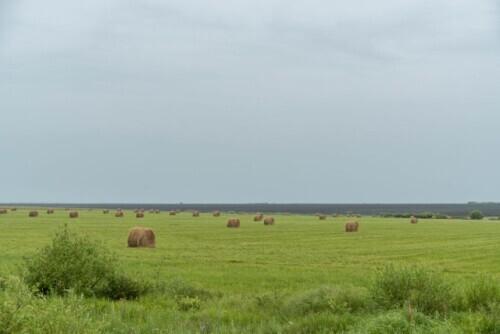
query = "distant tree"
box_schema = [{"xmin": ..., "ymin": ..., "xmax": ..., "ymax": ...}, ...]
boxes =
[{"xmin": 469, "ymin": 210, "xmax": 484, "ymax": 220}]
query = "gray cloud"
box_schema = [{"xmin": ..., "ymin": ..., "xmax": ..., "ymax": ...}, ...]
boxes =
[{"xmin": 1, "ymin": 0, "xmax": 499, "ymax": 203}]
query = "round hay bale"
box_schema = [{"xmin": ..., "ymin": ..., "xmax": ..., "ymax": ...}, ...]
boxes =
[
  {"xmin": 103, "ymin": 209, "xmax": 110, "ymax": 214},
  {"xmin": 69, "ymin": 211, "xmax": 79, "ymax": 218},
  {"xmin": 127, "ymin": 227, "xmax": 155, "ymax": 248},
  {"xmin": 345, "ymin": 221, "xmax": 359, "ymax": 232},
  {"xmin": 29, "ymin": 210, "xmax": 39, "ymax": 217},
  {"xmin": 254, "ymin": 213, "xmax": 264, "ymax": 222},
  {"xmin": 136, "ymin": 212, "xmax": 144, "ymax": 218},
  {"xmin": 410, "ymin": 216, "xmax": 418, "ymax": 224},
  {"xmin": 318, "ymin": 214, "xmax": 327, "ymax": 220},
  {"xmin": 227, "ymin": 218, "xmax": 240, "ymax": 228},
  {"xmin": 47, "ymin": 209, "xmax": 55, "ymax": 214},
  {"xmin": 213, "ymin": 211, "xmax": 221, "ymax": 217},
  {"xmin": 0, "ymin": 208, "xmax": 7, "ymax": 214},
  {"xmin": 10, "ymin": 208, "xmax": 17, "ymax": 211},
  {"xmin": 263, "ymin": 217, "xmax": 275, "ymax": 225},
  {"xmin": 193, "ymin": 211, "xmax": 200, "ymax": 217},
  {"xmin": 169, "ymin": 211, "xmax": 176, "ymax": 216},
  {"xmin": 155, "ymin": 209, "xmax": 160, "ymax": 214},
  {"xmin": 115, "ymin": 211, "xmax": 124, "ymax": 218},
  {"xmin": 149, "ymin": 209, "xmax": 154, "ymax": 214}
]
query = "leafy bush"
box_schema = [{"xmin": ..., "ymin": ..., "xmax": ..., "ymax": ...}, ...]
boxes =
[
  {"xmin": 470, "ymin": 210, "xmax": 484, "ymax": 220},
  {"xmin": 371, "ymin": 265, "xmax": 453, "ymax": 314},
  {"xmin": 23, "ymin": 225, "xmax": 145, "ymax": 300},
  {"xmin": 98, "ymin": 273, "xmax": 147, "ymax": 300},
  {"xmin": 23, "ymin": 225, "xmax": 114, "ymax": 296}
]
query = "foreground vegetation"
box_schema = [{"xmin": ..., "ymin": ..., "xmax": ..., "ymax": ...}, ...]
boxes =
[{"xmin": 1, "ymin": 208, "xmax": 500, "ymax": 333}]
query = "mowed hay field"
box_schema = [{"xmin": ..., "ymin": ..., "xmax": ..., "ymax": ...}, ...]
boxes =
[
  {"xmin": 2, "ymin": 209, "xmax": 500, "ymax": 287},
  {"xmin": 2, "ymin": 208, "xmax": 500, "ymax": 333}
]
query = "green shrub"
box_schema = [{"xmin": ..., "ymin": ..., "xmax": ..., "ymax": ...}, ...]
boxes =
[
  {"xmin": 371, "ymin": 265, "xmax": 453, "ymax": 314},
  {"xmin": 23, "ymin": 225, "xmax": 146, "ymax": 300},
  {"xmin": 97, "ymin": 273, "xmax": 147, "ymax": 300},
  {"xmin": 24, "ymin": 225, "xmax": 114, "ymax": 296},
  {"xmin": 470, "ymin": 210, "xmax": 484, "ymax": 220}
]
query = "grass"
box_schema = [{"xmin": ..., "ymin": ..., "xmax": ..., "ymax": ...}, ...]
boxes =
[{"xmin": 2, "ymin": 209, "xmax": 500, "ymax": 332}]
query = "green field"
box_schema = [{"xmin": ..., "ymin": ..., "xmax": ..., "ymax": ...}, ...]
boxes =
[{"xmin": 1, "ymin": 209, "xmax": 500, "ymax": 333}]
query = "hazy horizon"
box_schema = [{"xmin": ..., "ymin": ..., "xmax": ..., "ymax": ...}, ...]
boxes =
[
  {"xmin": 0, "ymin": 201, "xmax": 497, "ymax": 205},
  {"xmin": 1, "ymin": 1, "xmax": 499, "ymax": 203}
]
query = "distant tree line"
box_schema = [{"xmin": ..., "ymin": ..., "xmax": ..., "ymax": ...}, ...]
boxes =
[
  {"xmin": 380, "ymin": 213, "xmax": 450, "ymax": 219},
  {"xmin": 381, "ymin": 210, "xmax": 486, "ymax": 220}
]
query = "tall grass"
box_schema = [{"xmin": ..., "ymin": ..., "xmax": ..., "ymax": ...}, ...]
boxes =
[{"xmin": 371, "ymin": 265, "xmax": 454, "ymax": 314}]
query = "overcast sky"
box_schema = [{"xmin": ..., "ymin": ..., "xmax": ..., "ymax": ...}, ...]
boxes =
[{"xmin": 0, "ymin": 1, "xmax": 499, "ymax": 203}]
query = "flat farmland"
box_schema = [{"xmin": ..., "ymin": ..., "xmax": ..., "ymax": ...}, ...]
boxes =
[{"xmin": 1, "ymin": 209, "xmax": 500, "ymax": 333}]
